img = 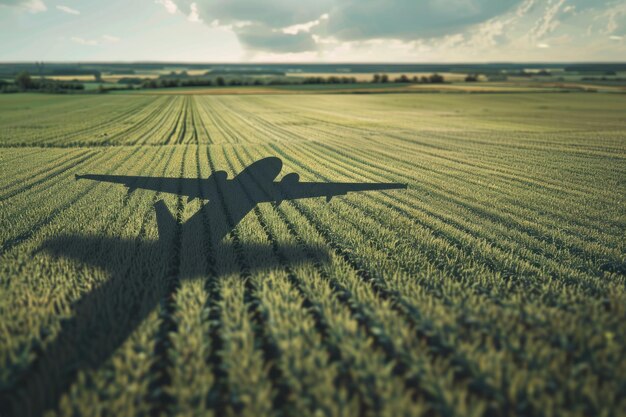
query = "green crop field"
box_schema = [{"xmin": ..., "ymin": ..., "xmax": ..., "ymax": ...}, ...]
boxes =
[{"xmin": 1, "ymin": 92, "xmax": 625, "ymax": 417}]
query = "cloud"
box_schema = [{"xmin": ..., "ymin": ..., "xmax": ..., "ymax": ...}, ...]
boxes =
[
  {"xmin": 71, "ymin": 36, "xmax": 98, "ymax": 46},
  {"xmin": 173, "ymin": 0, "xmax": 521, "ymax": 52},
  {"xmin": 136, "ymin": 0, "xmax": 626, "ymax": 59},
  {"xmin": 69, "ymin": 35, "xmax": 120, "ymax": 46},
  {"xmin": 605, "ymin": 3, "xmax": 626, "ymax": 34},
  {"xmin": 282, "ymin": 13, "xmax": 328, "ymax": 35},
  {"xmin": 237, "ymin": 23, "xmax": 318, "ymax": 53},
  {"xmin": 56, "ymin": 4, "xmax": 79, "ymax": 15},
  {"xmin": 102, "ymin": 34, "xmax": 121, "ymax": 42},
  {"xmin": 187, "ymin": 2, "xmax": 201, "ymax": 22},
  {"xmin": 529, "ymin": 0, "xmax": 566, "ymax": 41},
  {"xmin": 323, "ymin": 0, "xmax": 521, "ymax": 41},
  {"xmin": 0, "ymin": 0, "xmax": 46, "ymax": 13},
  {"xmin": 156, "ymin": 0, "xmax": 177, "ymax": 14}
]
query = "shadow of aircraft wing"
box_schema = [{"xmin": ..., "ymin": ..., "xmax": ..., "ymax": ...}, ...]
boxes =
[
  {"xmin": 272, "ymin": 180, "xmax": 408, "ymax": 203},
  {"xmin": 75, "ymin": 174, "xmax": 204, "ymax": 200}
]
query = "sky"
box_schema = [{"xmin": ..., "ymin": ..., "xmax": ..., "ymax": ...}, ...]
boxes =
[{"xmin": 0, "ymin": 0, "xmax": 624, "ymax": 62}]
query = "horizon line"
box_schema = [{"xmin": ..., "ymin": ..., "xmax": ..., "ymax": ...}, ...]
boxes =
[{"xmin": 1, "ymin": 60, "xmax": 626, "ymax": 65}]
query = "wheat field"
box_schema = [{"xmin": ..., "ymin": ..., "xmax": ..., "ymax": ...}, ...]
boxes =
[{"xmin": 1, "ymin": 92, "xmax": 625, "ymax": 417}]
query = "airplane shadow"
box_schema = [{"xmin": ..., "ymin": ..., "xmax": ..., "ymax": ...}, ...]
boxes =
[{"xmin": 1, "ymin": 156, "xmax": 406, "ymax": 416}]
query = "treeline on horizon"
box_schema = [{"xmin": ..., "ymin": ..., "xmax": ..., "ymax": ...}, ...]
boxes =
[
  {"xmin": 1, "ymin": 71, "xmax": 84, "ymax": 93},
  {"xmin": 0, "ymin": 70, "xmax": 452, "ymax": 93},
  {"xmin": 1, "ymin": 62, "xmax": 625, "ymax": 78},
  {"xmin": 136, "ymin": 72, "xmax": 448, "ymax": 89}
]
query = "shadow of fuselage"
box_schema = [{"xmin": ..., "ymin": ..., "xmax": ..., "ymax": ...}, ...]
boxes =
[{"xmin": 3, "ymin": 156, "xmax": 407, "ymax": 416}]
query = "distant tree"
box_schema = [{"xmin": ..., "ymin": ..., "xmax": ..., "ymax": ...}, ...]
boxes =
[
  {"xmin": 117, "ymin": 77, "xmax": 145, "ymax": 85},
  {"xmin": 15, "ymin": 71, "xmax": 33, "ymax": 90},
  {"xmin": 36, "ymin": 61, "xmax": 44, "ymax": 79},
  {"xmin": 380, "ymin": 74, "xmax": 389, "ymax": 83},
  {"xmin": 372, "ymin": 73, "xmax": 381, "ymax": 83},
  {"xmin": 395, "ymin": 74, "xmax": 409, "ymax": 83},
  {"xmin": 429, "ymin": 73, "xmax": 444, "ymax": 83},
  {"xmin": 143, "ymin": 79, "xmax": 158, "ymax": 88},
  {"xmin": 465, "ymin": 74, "xmax": 479, "ymax": 82},
  {"xmin": 94, "ymin": 71, "xmax": 102, "ymax": 82},
  {"xmin": 412, "ymin": 76, "xmax": 419, "ymax": 83},
  {"xmin": 216, "ymin": 76, "xmax": 225, "ymax": 86},
  {"xmin": 420, "ymin": 76, "xmax": 429, "ymax": 83}
]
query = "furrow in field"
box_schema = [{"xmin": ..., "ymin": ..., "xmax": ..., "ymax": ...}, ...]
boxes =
[
  {"xmin": 204, "ymin": 147, "xmax": 274, "ymax": 415},
  {"xmin": 107, "ymin": 96, "xmax": 176, "ymax": 145},
  {"xmin": 176, "ymin": 97, "xmax": 189, "ymax": 145},
  {"xmin": 0, "ymin": 148, "xmax": 91, "ymax": 195},
  {"xmin": 135, "ymin": 97, "xmax": 182, "ymax": 146},
  {"xmin": 188, "ymin": 97, "xmax": 199, "ymax": 145},
  {"xmin": 0, "ymin": 151, "xmax": 97, "ymax": 202},
  {"xmin": 171, "ymin": 143, "xmax": 220, "ymax": 414},
  {"xmin": 147, "ymin": 145, "xmax": 189, "ymax": 416},
  {"xmin": 192, "ymin": 98, "xmax": 213, "ymax": 144},
  {"xmin": 209, "ymin": 99, "xmax": 243, "ymax": 143},
  {"xmin": 163, "ymin": 97, "xmax": 184, "ymax": 145},
  {"xmin": 217, "ymin": 148, "xmax": 296, "ymax": 414}
]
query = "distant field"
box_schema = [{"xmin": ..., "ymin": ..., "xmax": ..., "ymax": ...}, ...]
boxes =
[
  {"xmin": 119, "ymin": 81, "xmax": 619, "ymax": 95},
  {"xmin": 286, "ymin": 72, "xmax": 474, "ymax": 82},
  {"xmin": 1, "ymin": 92, "xmax": 625, "ymax": 416}
]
